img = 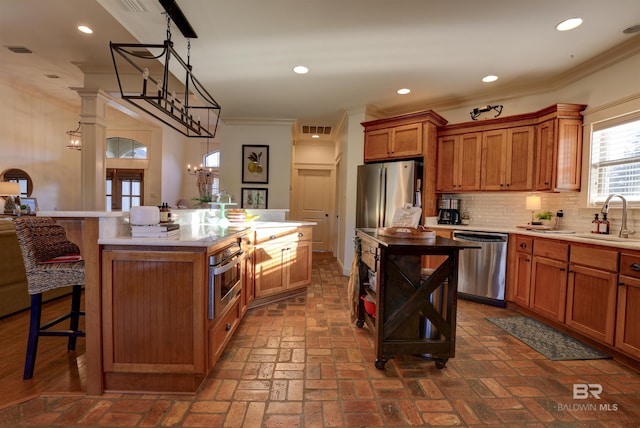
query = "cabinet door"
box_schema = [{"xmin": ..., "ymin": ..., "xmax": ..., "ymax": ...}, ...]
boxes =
[
  {"xmin": 241, "ymin": 247, "xmax": 255, "ymax": 313},
  {"xmin": 555, "ymin": 118, "xmax": 583, "ymax": 191},
  {"xmin": 530, "ymin": 256, "xmax": 568, "ymax": 322},
  {"xmin": 287, "ymin": 239, "xmax": 312, "ymax": 290},
  {"xmin": 566, "ymin": 264, "xmax": 617, "ymax": 345},
  {"xmin": 436, "ymin": 136, "xmax": 457, "ymax": 192},
  {"xmin": 254, "ymin": 242, "xmax": 285, "ymax": 298},
  {"xmin": 390, "ymin": 123, "xmax": 422, "ymax": 158},
  {"xmin": 102, "ymin": 250, "xmax": 206, "ymax": 379},
  {"xmin": 536, "ymin": 120, "xmax": 555, "ymax": 191},
  {"xmin": 458, "ymin": 132, "xmax": 483, "ymax": 191},
  {"xmin": 364, "ymin": 129, "xmax": 391, "ymax": 162},
  {"xmin": 513, "ymin": 252, "xmax": 533, "ymax": 307},
  {"xmin": 505, "ymin": 126, "xmax": 535, "ymax": 190},
  {"xmin": 616, "ymin": 275, "xmax": 640, "ymax": 359},
  {"xmin": 480, "ymin": 129, "xmax": 507, "ymax": 190}
]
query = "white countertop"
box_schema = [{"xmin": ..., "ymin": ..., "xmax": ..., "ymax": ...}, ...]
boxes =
[
  {"xmin": 429, "ymin": 224, "xmax": 640, "ymax": 250},
  {"xmin": 38, "ymin": 211, "xmax": 123, "ymax": 218}
]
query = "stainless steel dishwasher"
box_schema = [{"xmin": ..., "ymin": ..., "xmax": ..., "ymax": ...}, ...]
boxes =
[{"xmin": 452, "ymin": 230, "xmax": 508, "ymax": 307}]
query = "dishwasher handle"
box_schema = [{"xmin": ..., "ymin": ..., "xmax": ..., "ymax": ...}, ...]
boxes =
[{"xmin": 453, "ymin": 232, "xmax": 508, "ymax": 243}]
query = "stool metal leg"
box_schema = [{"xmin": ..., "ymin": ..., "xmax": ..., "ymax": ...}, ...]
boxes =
[
  {"xmin": 24, "ymin": 293, "xmax": 43, "ymax": 380},
  {"xmin": 68, "ymin": 285, "xmax": 82, "ymax": 351}
]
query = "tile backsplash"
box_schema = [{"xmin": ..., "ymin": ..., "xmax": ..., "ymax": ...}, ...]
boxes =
[{"xmin": 442, "ymin": 193, "xmax": 639, "ymax": 235}]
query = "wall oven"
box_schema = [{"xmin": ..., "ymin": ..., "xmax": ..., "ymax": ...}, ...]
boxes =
[{"xmin": 209, "ymin": 240, "xmax": 243, "ymax": 320}]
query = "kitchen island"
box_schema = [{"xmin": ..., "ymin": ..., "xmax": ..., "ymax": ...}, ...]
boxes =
[
  {"xmin": 39, "ymin": 210, "xmax": 313, "ymax": 395},
  {"xmin": 355, "ymin": 228, "xmax": 478, "ymax": 369}
]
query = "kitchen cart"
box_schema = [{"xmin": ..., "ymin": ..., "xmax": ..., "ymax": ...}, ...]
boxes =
[{"xmin": 354, "ymin": 228, "xmax": 477, "ymax": 369}]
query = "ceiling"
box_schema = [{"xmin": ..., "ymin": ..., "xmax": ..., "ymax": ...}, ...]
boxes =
[{"xmin": 1, "ymin": 0, "xmax": 640, "ymax": 131}]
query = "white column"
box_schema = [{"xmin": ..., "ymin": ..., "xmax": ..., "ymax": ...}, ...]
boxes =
[{"xmin": 73, "ymin": 88, "xmax": 110, "ymax": 210}]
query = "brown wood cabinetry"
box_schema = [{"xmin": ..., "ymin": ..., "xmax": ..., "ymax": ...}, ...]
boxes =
[
  {"xmin": 535, "ymin": 105, "xmax": 585, "ymax": 191},
  {"xmin": 437, "ymin": 103, "xmax": 585, "ymax": 193},
  {"xmin": 254, "ymin": 226, "xmax": 312, "ymax": 303},
  {"xmin": 616, "ymin": 253, "xmax": 640, "ymax": 359},
  {"xmin": 566, "ymin": 246, "xmax": 618, "ymax": 345},
  {"xmin": 436, "ymin": 133, "xmax": 482, "ymax": 192},
  {"xmin": 511, "ymin": 235, "xmax": 533, "ymax": 307},
  {"xmin": 102, "ymin": 247, "xmax": 207, "ymax": 393},
  {"xmin": 241, "ymin": 239, "xmax": 255, "ymax": 315},
  {"xmin": 530, "ymin": 239, "xmax": 569, "ymax": 322},
  {"xmin": 480, "ymin": 127, "xmax": 535, "ymax": 191},
  {"xmin": 362, "ymin": 110, "xmax": 447, "ymax": 163},
  {"xmin": 364, "ymin": 123, "xmax": 423, "ymax": 161}
]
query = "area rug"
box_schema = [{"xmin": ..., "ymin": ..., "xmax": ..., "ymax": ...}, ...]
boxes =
[{"xmin": 486, "ymin": 316, "xmax": 611, "ymax": 361}]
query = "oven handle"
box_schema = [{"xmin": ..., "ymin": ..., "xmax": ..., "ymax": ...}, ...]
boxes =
[{"xmin": 212, "ymin": 252, "xmax": 244, "ymax": 275}]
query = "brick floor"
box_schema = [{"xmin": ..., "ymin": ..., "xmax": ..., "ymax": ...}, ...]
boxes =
[{"xmin": 1, "ymin": 252, "xmax": 639, "ymax": 427}]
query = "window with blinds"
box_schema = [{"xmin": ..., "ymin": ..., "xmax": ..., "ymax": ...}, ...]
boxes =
[{"xmin": 590, "ymin": 115, "xmax": 640, "ymax": 205}]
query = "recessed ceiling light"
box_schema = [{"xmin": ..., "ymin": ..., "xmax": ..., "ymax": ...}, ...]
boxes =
[
  {"xmin": 311, "ymin": 134, "xmax": 320, "ymax": 139},
  {"xmin": 397, "ymin": 88, "xmax": 411, "ymax": 95},
  {"xmin": 623, "ymin": 24, "xmax": 640, "ymax": 34},
  {"xmin": 482, "ymin": 75, "xmax": 498, "ymax": 83},
  {"xmin": 556, "ymin": 17, "xmax": 583, "ymax": 32},
  {"xmin": 293, "ymin": 65, "xmax": 309, "ymax": 74},
  {"xmin": 77, "ymin": 25, "xmax": 93, "ymax": 34}
]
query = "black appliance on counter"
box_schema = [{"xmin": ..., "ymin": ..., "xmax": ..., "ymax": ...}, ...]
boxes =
[{"xmin": 437, "ymin": 198, "xmax": 461, "ymax": 225}]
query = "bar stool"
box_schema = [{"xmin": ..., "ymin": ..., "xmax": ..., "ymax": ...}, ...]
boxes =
[{"xmin": 13, "ymin": 217, "xmax": 85, "ymax": 380}]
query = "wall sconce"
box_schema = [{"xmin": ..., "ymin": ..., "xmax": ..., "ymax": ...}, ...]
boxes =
[
  {"xmin": 525, "ymin": 195, "xmax": 541, "ymax": 225},
  {"xmin": 470, "ymin": 104, "xmax": 503, "ymax": 120},
  {"xmin": 66, "ymin": 122, "xmax": 82, "ymax": 150}
]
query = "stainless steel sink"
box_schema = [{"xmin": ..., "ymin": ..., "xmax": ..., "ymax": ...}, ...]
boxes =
[{"xmin": 573, "ymin": 233, "xmax": 640, "ymax": 243}]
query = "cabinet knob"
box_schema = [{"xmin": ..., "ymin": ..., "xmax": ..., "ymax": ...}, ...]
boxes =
[
  {"xmin": 298, "ymin": 232, "xmax": 304, "ymax": 237},
  {"xmin": 519, "ymin": 243, "xmax": 527, "ymax": 249},
  {"xmin": 618, "ymin": 282, "xmax": 625, "ymax": 286},
  {"xmin": 559, "ymin": 267, "xmax": 565, "ymax": 271},
  {"xmin": 526, "ymin": 258, "xmax": 530, "ymax": 262},
  {"xmin": 226, "ymin": 323, "xmax": 232, "ymax": 331},
  {"xmin": 270, "ymin": 235, "xmax": 276, "ymax": 240},
  {"xmin": 630, "ymin": 263, "xmax": 640, "ymax": 272}
]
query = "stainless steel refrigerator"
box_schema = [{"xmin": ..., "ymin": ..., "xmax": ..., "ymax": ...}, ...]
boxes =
[{"xmin": 356, "ymin": 160, "xmax": 421, "ymax": 228}]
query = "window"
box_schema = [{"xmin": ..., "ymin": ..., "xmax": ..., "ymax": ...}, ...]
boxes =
[
  {"xmin": 589, "ymin": 115, "xmax": 640, "ymax": 205},
  {"xmin": 204, "ymin": 150, "xmax": 220, "ymax": 196},
  {"xmin": 106, "ymin": 169, "xmax": 144, "ymax": 211},
  {"xmin": 106, "ymin": 137, "xmax": 147, "ymax": 159}
]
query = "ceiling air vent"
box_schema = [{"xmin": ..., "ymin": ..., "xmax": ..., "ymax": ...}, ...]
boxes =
[
  {"xmin": 6, "ymin": 46, "xmax": 32, "ymax": 54},
  {"xmin": 119, "ymin": 0, "xmax": 149, "ymax": 12},
  {"xmin": 302, "ymin": 125, "xmax": 332, "ymax": 135}
]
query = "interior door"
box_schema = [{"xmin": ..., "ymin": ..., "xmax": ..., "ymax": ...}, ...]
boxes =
[{"xmin": 294, "ymin": 168, "xmax": 334, "ymax": 251}]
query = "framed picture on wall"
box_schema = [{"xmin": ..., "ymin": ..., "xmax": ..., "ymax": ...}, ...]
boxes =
[
  {"xmin": 241, "ymin": 188, "xmax": 268, "ymax": 209},
  {"xmin": 241, "ymin": 145, "xmax": 269, "ymax": 184},
  {"xmin": 20, "ymin": 197, "xmax": 38, "ymax": 214}
]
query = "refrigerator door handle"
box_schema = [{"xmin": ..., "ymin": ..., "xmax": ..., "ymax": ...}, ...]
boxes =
[{"xmin": 379, "ymin": 166, "xmax": 387, "ymax": 228}]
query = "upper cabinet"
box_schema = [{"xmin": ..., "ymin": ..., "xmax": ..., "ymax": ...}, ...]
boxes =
[
  {"xmin": 362, "ymin": 110, "xmax": 448, "ymax": 163},
  {"xmin": 436, "ymin": 103, "xmax": 586, "ymax": 193}
]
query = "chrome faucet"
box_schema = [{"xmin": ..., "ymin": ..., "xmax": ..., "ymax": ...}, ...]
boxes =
[{"xmin": 600, "ymin": 194, "xmax": 633, "ymax": 238}]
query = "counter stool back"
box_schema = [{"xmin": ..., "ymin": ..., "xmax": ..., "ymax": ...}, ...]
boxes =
[{"xmin": 13, "ymin": 217, "xmax": 86, "ymax": 380}]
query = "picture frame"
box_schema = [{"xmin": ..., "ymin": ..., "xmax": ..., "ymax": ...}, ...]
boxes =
[
  {"xmin": 20, "ymin": 197, "xmax": 38, "ymax": 214},
  {"xmin": 241, "ymin": 188, "xmax": 268, "ymax": 209},
  {"xmin": 242, "ymin": 145, "xmax": 269, "ymax": 184}
]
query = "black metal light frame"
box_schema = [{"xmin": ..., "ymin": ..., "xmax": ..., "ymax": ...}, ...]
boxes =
[
  {"xmin": 109, "ymin": 0, "xmax": 220, "ymax": 138},
  {"xmin": 470, "ymin": 104, "xmax": 503, "ymax": 120}
]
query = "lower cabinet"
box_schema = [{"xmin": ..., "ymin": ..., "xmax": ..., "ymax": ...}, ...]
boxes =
[
  {"xmin": 254, "ymin": 226, "xmax": 312, "ymax": 301},
  {"xmin": 529, "ymin": 240, "xmax": 569, "ymax": 322},
  {"xmin": 511, "ymin": 236, "xmax": 533, "ymax": 307},
  {"xmin": 616, "ymin": 254, "xmax": 640, "ymax": 359},
  {"xmin": 566, "ymin": 246, "xmax": 618, "ymax": 345},
  {"xmin": 102, "ymin": 247, "xmax": 207, "ymax": 393}
]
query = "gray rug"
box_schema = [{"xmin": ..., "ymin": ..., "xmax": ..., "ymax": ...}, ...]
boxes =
[{"xmin": 486, "ymin": 316, "xmax": 611, "ymax": 361}]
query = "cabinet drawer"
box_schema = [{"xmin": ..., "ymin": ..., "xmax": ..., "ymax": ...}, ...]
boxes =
[
  {"xmin": 570, "ymin": 245, "xmax": 618, "ymax": 272},
  {"xmin": 210, "ymin": 299, "xmax": 240, "ymax": 363},
  {"xmin": 254, "ymin": 227, "xmax": 297, "ymax": 243},
  {"xmin": 620, "ymin": 253, "xmax": 640, "ymax": 279},
  {"xmin": 515, "ymin": 235, "xmax": 533, "ymax": 254},
  {"xmin": 533, "ymin": 239, "xmax": 569, "ymax": 261},
  {"xmin": 359, "ymin": 236, "xmax": 379, "ymax": 271}
]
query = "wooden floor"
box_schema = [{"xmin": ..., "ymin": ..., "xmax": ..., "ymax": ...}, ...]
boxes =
[{"xmin": 0, "ymin": 294, "xmax": 86, "ymax": 409}]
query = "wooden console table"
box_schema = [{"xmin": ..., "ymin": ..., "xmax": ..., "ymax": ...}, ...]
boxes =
[{"xmin": 355, "ymin": 228, "xmax": 477, "ymax": 369}]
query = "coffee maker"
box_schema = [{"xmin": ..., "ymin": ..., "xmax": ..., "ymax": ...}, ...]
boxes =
[{"xmin": 438, "ymin": 198, "xmax": 461, "ymax": 225}]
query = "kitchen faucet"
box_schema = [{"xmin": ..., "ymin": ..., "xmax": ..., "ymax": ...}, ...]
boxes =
[{"xmin": 600, "ymin": 194, "xmax": 633, "ymax": 238}]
